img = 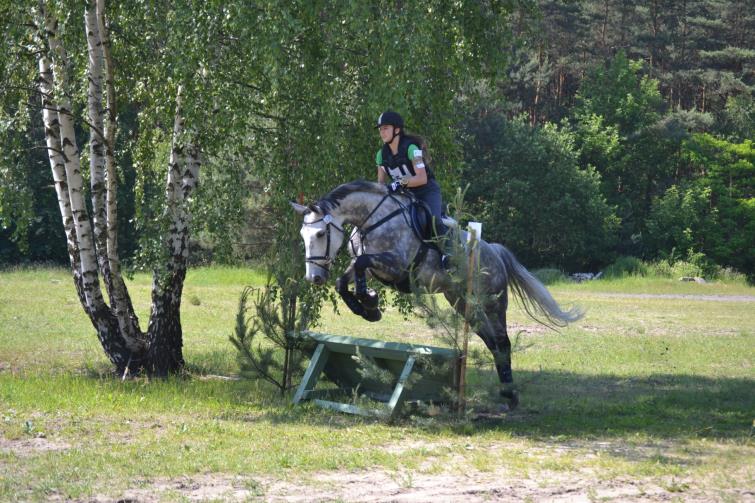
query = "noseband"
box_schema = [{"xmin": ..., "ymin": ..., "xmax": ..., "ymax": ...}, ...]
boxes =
[{"xmin": 304, "ymin": 214, "xmax": 345, "ymax": 271}]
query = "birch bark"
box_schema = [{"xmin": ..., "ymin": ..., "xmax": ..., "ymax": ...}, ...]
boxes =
[
  {"xmin": 145, "ymin": 87, "xmax": 198, "ymax": 374},
  {"xmin": 97, "ymin": 0, "xmax": 128, "ymax": 316},
  {"xmin": 85, "ymin": 1, "xmax": 109, "ymax": 290},
  {"xmin": 36, "ymin": 1, "xmax": 143, "ymax": 369},
  {"xmin": 44, "ymin": 8, "xmax": 105, "ymax": 319},
  {"xmin": 88, "ymin": 0, "xmax": 144, "ymax": 345},
  {"xmin": 36, "ymin": 47, "xmax": 85, "ymax": 305}
]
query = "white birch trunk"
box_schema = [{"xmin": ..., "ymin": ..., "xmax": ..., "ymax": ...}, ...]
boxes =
[
  {"xmin": 37, "ymin": 49, "xmax": 86, "ymax": 301},
  {"xmin": 165, "ymin": 85, "xmax": 201, "ymax": 269},
  {"xmin": 97, "ymin": 0, "xmax": 126, "ymax": 305},
  {"xmin": 44, "ymin": 10, "xmax": 106, "ymax": 319},
  {"xmin": 85, "ymin": 2, "xmax": 109, "ymax": 280},
  {"xmin": 146, "ymin": 86, "xmax": 201, "ymax": 374},
  {"xmin": 87, "ymin": 0, "xmax": 144, "ymax": 346}
]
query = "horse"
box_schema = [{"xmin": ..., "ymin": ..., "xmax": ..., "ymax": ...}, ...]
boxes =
[{"xmin": 291, "ymin": 180, "xmax": 583, "ymax": 407}]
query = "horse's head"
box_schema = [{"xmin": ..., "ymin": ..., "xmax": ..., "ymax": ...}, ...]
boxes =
[{"xmin": 291, "ymin": 202, "xmax": 347, "ymax": 285}]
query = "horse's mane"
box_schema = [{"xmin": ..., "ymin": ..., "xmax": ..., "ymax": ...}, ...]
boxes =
[{"xmin": 316, "ymin": 180, "xmax": 387, "ymax": 213}]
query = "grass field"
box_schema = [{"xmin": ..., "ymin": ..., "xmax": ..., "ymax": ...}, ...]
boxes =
[{"xmin": 1, "ymin": 266, "xmax": 753, "ymax": 501}]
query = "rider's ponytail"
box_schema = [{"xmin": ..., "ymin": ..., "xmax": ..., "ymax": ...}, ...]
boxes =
[{"xmin": 402, "ymin": 132, "xmax": 432, "ymax": 167}]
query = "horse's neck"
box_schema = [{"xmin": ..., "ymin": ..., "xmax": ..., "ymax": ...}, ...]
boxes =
[{"xmin": 333, "ymin": 191, "xmax": 394, "ymax": 227}]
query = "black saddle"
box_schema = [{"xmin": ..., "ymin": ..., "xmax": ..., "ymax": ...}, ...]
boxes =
[{"xmin": 408, "ymin": 199, "xmax": 435, "ymax": 242}]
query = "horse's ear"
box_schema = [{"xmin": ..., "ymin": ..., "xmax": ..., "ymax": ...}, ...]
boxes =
[
  {"xmin": 290, "ymin": 201, "xmax": 309, "ymax": 215},
  {"xmin": 308, "ymin": 204, "xmax": 324, "ymax": 214}
]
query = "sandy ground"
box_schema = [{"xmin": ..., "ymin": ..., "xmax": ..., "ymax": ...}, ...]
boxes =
[
  {"xmin": 107, "ymin": 469, "xmax": 752, "ymax": 502},
  {"xmin": 588, "ymin": 293, "xmax": 755, "ymax": 302},
  {"xmin": 7, "ymin": 435, "xmax": 751, "ymax": 502}
]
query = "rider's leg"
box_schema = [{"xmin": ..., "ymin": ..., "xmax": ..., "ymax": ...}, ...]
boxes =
[{"xmin": 414, "ymin": 183, "xmax": 452, "ymax": 269}]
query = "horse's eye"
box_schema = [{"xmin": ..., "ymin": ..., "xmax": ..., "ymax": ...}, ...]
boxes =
[{"xmin": 316, "ymin": 230, "xmax": 325, "ymax": 238}]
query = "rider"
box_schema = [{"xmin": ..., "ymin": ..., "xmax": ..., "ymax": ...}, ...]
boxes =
[{"xmin": 375, "ymin": 110, "xmax": 451, "ymax": 269}]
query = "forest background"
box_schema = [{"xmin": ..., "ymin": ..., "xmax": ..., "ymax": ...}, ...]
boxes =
[{"xmin": 1, "ymin": 0, "xmax": 753, "ymax": 281}]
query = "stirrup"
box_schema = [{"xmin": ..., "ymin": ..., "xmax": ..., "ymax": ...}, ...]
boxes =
[
  {"xmin": 441, "ymin": 254, "xmax": 454, "ymax": 271},
  {"xmin": 441, "ymin": 215, "xmax": 458, "ymax": 228}
]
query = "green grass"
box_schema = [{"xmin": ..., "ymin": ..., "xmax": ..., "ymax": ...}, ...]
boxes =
[{"xmin": 1, "ymin": 266, "xmax": 753, "ymax": 501}]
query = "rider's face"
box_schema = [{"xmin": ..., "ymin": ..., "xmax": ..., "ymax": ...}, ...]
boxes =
[{"xmin": 379, "ymin": 125, "xmax": 398, "ymax": 143}]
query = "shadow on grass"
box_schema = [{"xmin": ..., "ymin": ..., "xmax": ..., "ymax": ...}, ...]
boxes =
[
  {"xmin": 493, "ymin": 369, "xmax": 754, "ymax": 439},
  {"xmin": 73, "ymin": 355, "xmax": 754, "ymax": 440},
  {"xmin": 246, "ymin": 368, "xmax": 754, "ymax": 440}
]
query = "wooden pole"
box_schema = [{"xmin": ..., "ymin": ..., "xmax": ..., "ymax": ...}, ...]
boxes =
[{"xmin": 458, "ymin": 224, "xmax": 480, "ymax": 414}]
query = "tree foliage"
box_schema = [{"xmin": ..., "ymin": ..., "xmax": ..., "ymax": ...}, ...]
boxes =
[
  {"xmin": 645, "ymin": 134, "xmax": 754, "ymax": 278},
  {"xmin": 462, "ymin": 113, "xmax": 619, "ymax": 270}
]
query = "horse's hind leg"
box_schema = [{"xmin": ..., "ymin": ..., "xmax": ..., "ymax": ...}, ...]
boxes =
[
  {"xmin": 484, "ymin": 301, "xmax": 518, "ymax": 408},
  {"xmin": 449, "ymin": 292, "xmax": 518, "ymax": 409}
]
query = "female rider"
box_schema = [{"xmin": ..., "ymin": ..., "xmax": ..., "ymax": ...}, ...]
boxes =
[{"xmin": 375, "ymin": 110, "xmax": 450, "ymax": 269}]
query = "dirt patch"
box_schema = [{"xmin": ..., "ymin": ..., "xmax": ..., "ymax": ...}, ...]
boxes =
[
  {"xmin": 103, "ymin": 468, "xmax": 750, "ymax": 502},
  {"xmin": 0, "ymin": 436, "xmax": 71, "ymax": 456},
  {"xmin": 589, "ymin": 293, "xmax": 755, "ymax": 303},
  {"xmin": 107, "ymin": 474, "xmax": 262, "ymax": 502},
  {"xmin": 508, "ymin": 322, "xmax": 549, "ymax": 335}
]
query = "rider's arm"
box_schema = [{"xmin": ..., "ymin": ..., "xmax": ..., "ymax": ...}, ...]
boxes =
[
  {"xmin": 403, "ymin": 145, "xmax": 428, "ymax": 188},
  {"xmin": 376, "ymin": 150, "xmax": 387, "ymax": 183}
]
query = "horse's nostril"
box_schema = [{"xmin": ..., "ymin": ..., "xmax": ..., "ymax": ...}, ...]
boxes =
[{"xmin": 313, "ymin": 275, "xmax": 323, "ymax": 285}]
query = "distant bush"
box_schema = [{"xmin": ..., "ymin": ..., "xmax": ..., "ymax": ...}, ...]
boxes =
[
  {"xmin": 647, "ymin": 260, "xmax": 702, "ymax": 279},
  {"xmin": 461, "ymin": 114, "xmax": 619, "ymax": 271},
  {"xmin": 717, "ymin": 267, "xmax": 749, "ymax": 283},
  {"xmin": 532, "ymin": 268, "xmax": 568, "ymax": 285},
  {"xmin": 602, "ymin": 256, "xmax": 648, "ymax": 278},
  {"xmin": 602, "ymin": 254, "xmax": 750, "ymax": 283}
]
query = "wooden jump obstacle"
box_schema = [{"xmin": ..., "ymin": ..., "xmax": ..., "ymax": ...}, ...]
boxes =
[{"xmin": 293, "ymin": 332, "xmax": 460, "ymax": 418}]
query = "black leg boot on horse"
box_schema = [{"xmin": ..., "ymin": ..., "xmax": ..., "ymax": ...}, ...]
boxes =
[{"xmin": 353, "ymin": 257, "xmax": 381, "ymax": 322}]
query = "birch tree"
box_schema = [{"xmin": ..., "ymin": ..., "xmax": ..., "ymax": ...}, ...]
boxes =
[{"xmin": 30, "ymin": 0, "xmax": 201, "ymax": 375}]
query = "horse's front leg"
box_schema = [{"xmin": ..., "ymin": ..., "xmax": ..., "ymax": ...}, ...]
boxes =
[
  {"xmin": 350, "ymin": 252, "xmax": 408, "ymax": 322},
  {"xmin": 335, "ymin": 261, "xmax": 374, "ymax": 320}
]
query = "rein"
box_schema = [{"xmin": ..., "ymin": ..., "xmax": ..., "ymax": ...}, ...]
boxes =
[{"xmin": 357, "ymin": 193, "xmax": 411, "ymax": 241}]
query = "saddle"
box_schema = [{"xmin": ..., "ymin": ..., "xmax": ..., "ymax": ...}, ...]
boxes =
[
  {"xmin": 390, "ymin": 196, "xmax": 441, "ymax": 293},
  {"xmin": 408, "ymin": 199, "xmax": 435, "ymax": 242}
]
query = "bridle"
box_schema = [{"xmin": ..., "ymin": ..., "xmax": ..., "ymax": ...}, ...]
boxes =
[
  {"xmin": 304, "ymin": 193, "xmax": 412, "ymax": 271},
  {"xmin": 303, "ymin": 213, "xmax": 346, "ymax": 271}
]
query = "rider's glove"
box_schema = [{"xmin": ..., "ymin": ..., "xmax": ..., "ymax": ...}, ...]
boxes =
[
  {"xmin": 389, "ymin": 177, "xmax": 410, "ymax": 193},
  {"xmin": 388, "ymin": 180, "xmax": 403, "ymax": 193}
]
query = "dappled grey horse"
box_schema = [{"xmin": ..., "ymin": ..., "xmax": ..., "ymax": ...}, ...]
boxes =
[{"xmin": 292, "ymin": 180, "xmax": 582, "ymax": 406}]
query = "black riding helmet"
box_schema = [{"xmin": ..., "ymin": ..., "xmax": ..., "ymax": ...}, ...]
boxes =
[
  {"xmin": 376, "ymin": 110, "xmax": 404, "ymax": 129},
  {"xmin": 377, "ymin": 111, "xmax": 404, "ymax": 145}
]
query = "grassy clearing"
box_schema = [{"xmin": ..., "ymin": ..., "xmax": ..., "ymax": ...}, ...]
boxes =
[{"xmin": 1, "ymin": 266, "xmax": 753, "ymax": 501}]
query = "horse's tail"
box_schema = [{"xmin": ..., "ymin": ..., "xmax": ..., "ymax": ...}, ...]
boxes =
[{"xmin": 493, "ymin": 243, "xmax": 584, "ymax": 328}]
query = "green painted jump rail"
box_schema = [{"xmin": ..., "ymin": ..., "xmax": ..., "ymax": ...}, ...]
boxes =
[{"xmin": 293, "ymin": 332, "xmax": 460, "ymax": 419}]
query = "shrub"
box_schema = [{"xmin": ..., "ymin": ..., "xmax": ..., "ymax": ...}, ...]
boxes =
[
  {"xmin": 532, "ymin": 268, "xmax": 568, "ymax": 285},
  {"xmin": 461, "ymin": 114, "xmax": 619, "ymax": 270},
  {"xmin": 602, "ymin": 256, "xmax": 648, "ymax": 278}
]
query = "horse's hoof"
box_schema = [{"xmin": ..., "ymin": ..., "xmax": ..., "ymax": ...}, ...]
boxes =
[
  {"xmin": 343, "ymin": 297, "xmax": 366, "ymax": 317},
  {"xmin": 362, "ymin": 308, "xmax": 382, "ymax": 322},
  {"xmin": 499, "ymin": 388, "xmax": 519, "ymax": 410},
  {"xmin": 357, "ymin": 289, "xmax": 379, "ymax": 310}
]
